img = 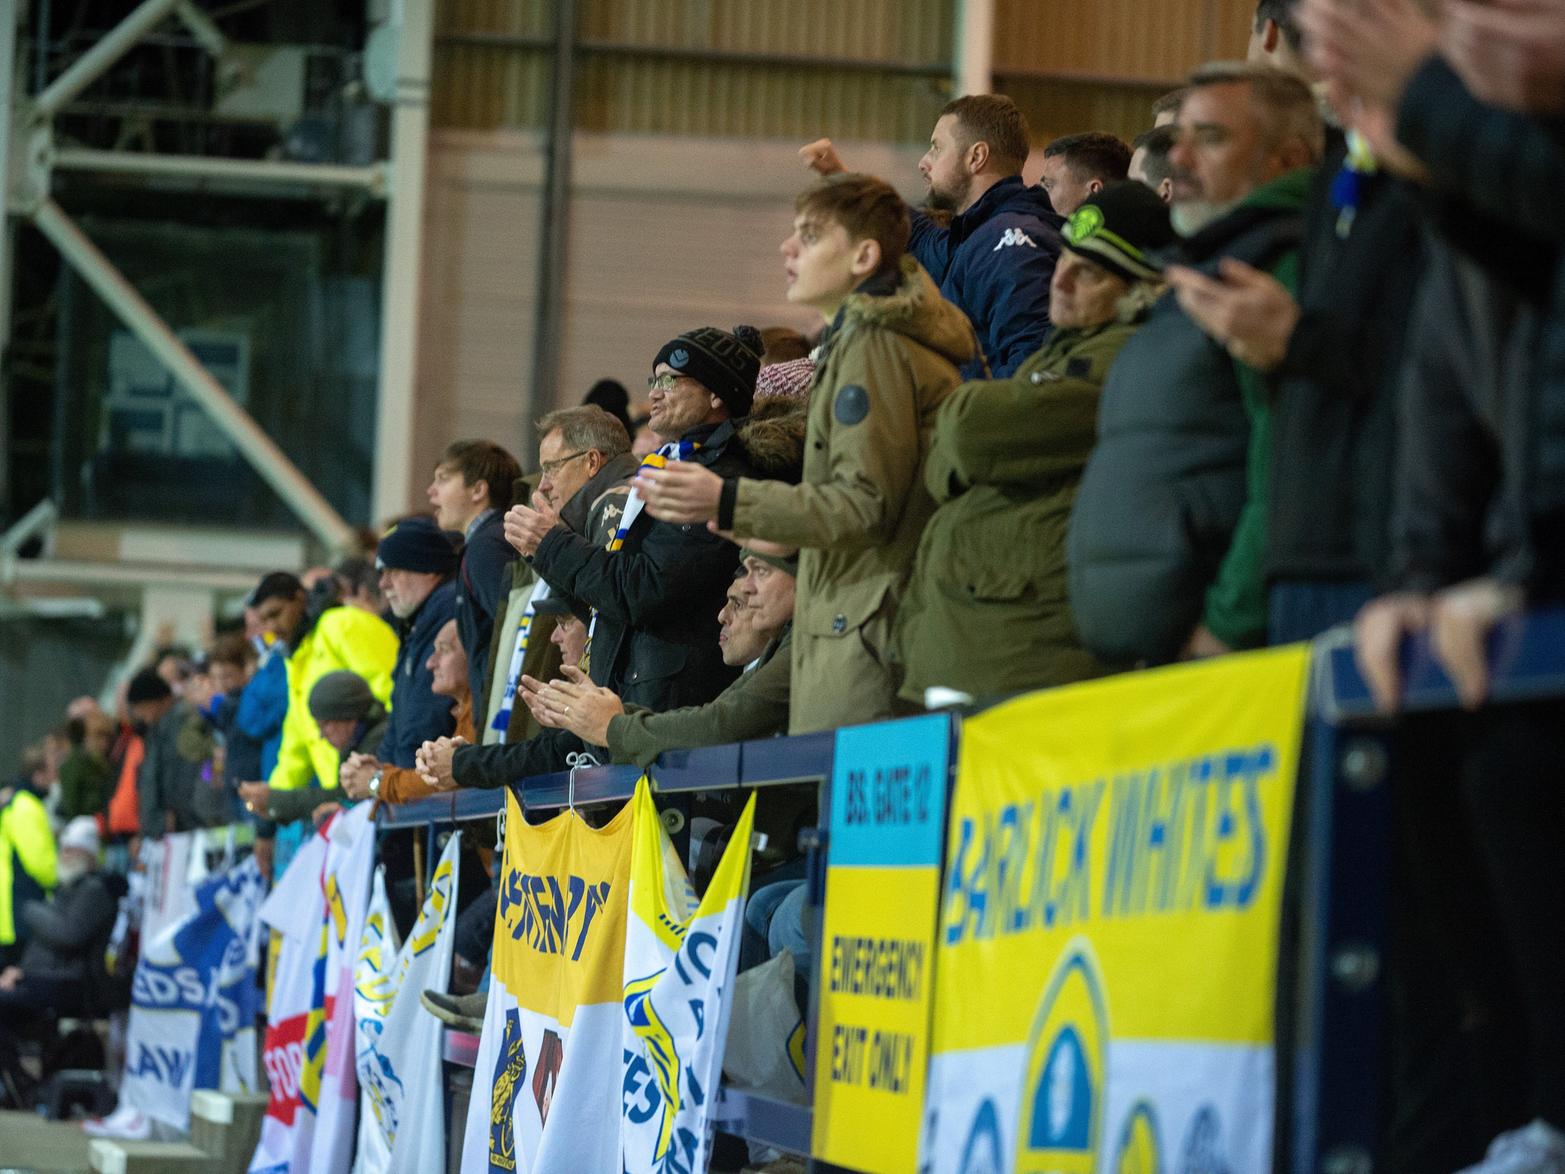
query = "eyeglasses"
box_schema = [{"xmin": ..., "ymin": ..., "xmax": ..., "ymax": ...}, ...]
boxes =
[
  {"xmin": 539, "ymin": 449, "xmax": 590, "ymax": 477},
  {"xmin": 647, "ymin": 373, "xmax": 695, "ymax": 394}
]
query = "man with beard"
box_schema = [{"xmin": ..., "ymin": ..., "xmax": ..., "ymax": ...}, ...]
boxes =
[
  {"xmin": 1069, "ymin": 62, "xmax": 1322, "ymax": 665},
  {"xmin": 802, "ymin": 94, "xmax": 1061, "ymax": 378}
]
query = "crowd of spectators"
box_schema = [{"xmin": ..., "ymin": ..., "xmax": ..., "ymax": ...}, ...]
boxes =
[{"xmin": 3, "ymin": 0, "xmax": 1563, "ymax": 1165}]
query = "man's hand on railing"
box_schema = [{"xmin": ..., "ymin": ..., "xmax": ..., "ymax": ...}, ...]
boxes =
[
  {"xmin": 340, "ymin": 752, "xmax": 380, "ymax": 800},
  {"xmin": 1430, "ymin": 577, "xmax": 1525, "ymax": 710},
  {"xmin": 1354, "ymin": 592, "xmax": 1433, "ymax": 712},
  {"xmin": 416, "ymin": 736, "xmax": 467, "ymax": 791},
  {"xmin": 520, "ymin": 666, "xmax": 624, "ymax": 747}
]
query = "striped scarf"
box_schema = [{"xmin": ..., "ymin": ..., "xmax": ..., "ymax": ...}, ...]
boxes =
[
  {"xmin": 605, "ymin": 438, "xmax": 700, "ymax": 552},
  {"xmin": 489, "ymin": 578, "xmax": 553, "ymax": 734}
]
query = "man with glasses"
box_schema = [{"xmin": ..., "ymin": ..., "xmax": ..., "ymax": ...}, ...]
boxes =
[
  {"xmin": 502, "ymin": 325, "xmax": 764, "ymax": 718},
  {"xmin": 483, "ymin": 406, "xmax": 636, "ymax": 744}
]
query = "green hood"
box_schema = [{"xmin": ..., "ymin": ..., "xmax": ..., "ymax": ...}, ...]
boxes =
[
  {"xmin": 1238, "ymin": 166, "xmax": 1314, "ymax": 214},
  {"xmin": 838, "ymin": 255, "xmax": 979, "ymax": 369}
]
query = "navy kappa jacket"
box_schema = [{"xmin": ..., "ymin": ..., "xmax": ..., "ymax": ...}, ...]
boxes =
[{"xmin": 909, "ymin": 174, "xmax": 1064, "ymax": 380}]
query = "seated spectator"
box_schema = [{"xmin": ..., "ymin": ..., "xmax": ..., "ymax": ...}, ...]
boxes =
[
  {"xmin": 804, "ymin": 94, "xmax": 1061, "ymax": 377},
  {"xmin": 0, "ymin": 749, "xmax": 57, "ymax": 969},
  {"xmin": 344, "ymin": 619, "xmax": 475, "ymax": 805},
  {"xmin": 522, "ymin": 541, "xmax": 797, "ymax": 765},
  {"xmin": 895, "ymin": 183, "xmax": 1176, "ymax": 702},
  {"xmin": 0, "ymin": 817, "xmax": 115, "ymax": 1103},
  {"xmin": 427, "ymin": 440, "xmax": 523, "ymax": 711},
  {"xmin": 240, "ymin": 670, "xmax": 388, "ymax": 827},
  {"xmin": 1038, "ymin": 131, "xmax": 1133, "ymax": 216},
  {"xmin": 57, "ymin": 711, "xmax": 114, "ymax": 823},
  {"xmin": 1129, "ymin": 125, "xmax": 1177, "ymax": 203},
  {"xmin": 1069, "ymin": 62, "xmax": 1322, "ymax": 664},
  {"xmin": 636, "ymin": 174, "xmax": 976, "ymax": 732}
]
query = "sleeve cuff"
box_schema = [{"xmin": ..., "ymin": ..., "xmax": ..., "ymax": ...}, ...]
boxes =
[{"xmin": 718, "ymin": 479, "xmax": 740, "ymax": 532}]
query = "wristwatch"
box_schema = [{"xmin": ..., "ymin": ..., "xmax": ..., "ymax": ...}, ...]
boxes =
[{"xmin": 368, "ymin": 769, "xmax": 384, "ymax": 798}]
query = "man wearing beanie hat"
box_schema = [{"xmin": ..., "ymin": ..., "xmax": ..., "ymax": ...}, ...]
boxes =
[
  {"xmin": 242, "ymin": 671, "xmax": 388, "ymax": 826},
  {"xmin": 635, "ymin": 172, "xmax": 976, "ymax": 733},
  {"xmin": 895, "ymin": 181, "xmax": 1174, "ymax": 702},
  {"xmin": 1071, "ymin": 62, "xmax": 1319, "ymax": 664},
  {"xmin": 124, "ymin": 664, "xmax": 207, "ymax": 840},
  {"xmin": 333, "ymin": 518, "xmax": 458, "ymax": 804},
  {"xmin": 501, "ymin": 325, "xmax": 764, "ymax": 719}
]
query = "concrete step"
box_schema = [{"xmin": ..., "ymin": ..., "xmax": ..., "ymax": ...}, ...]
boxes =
[
  {"xmin": 86, "ymin": 1138, "xmax": 215, "ymax": 1174},
  {"xmin": 188, "ymin": 1091, "xmax": 268, "ymax": 1174},
  {"xmin": 0, "ymin": 1109, "xmax": 95, "ymax": 1173}
]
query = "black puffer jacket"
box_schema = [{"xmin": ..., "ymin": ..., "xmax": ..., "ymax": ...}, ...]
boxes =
[{"xmin": 1068, "ymin": 193, "xmax": 1304, "ymax": 663}]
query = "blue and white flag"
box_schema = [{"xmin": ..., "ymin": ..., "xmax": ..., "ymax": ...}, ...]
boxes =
[{"xmin": 120, "ymin": 856, "xmax": 267, "ymax": 1131}]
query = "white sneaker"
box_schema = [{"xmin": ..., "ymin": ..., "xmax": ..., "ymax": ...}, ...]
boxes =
[
  {"xmin": 80, "ymin": 1104, "xmax": 152, "ymax": 1139},
  {"xmin": 1459, "ymin": 1120, "xmax": 1565, "ymax": 1174}
]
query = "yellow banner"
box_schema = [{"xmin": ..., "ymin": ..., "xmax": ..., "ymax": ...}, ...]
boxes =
[
  {"xmin": 492, "ymin": 788, "xmax": 634, "ymax": 1024},
  {"xmin": 926, "ymin": 646, "xmax": 1310, "ymax": 1173}
]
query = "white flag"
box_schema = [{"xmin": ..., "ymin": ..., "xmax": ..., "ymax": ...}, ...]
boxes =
[
  {"xmin": 353, "ymin": 830, "xmax": 462, "ymax": 1173},
  {"xmin": 309, "ymin": 804, "xmax": 378, "ymax": 1174},
  {"xmin": 621, "ymin": 781, "xmax": 755, "ymax": 1174},
  {"xmin": 249, "ymin": 833, "xmax": 330, "ymax": 1174}
]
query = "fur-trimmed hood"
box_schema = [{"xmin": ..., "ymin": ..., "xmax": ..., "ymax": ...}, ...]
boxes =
[
  {"xmin": 736, "ymin": 397, "xmax": 807, "ymax": 484},
  {"xmin": 837, "ymin": 255, "xmax": 980, "ymax": 370}
]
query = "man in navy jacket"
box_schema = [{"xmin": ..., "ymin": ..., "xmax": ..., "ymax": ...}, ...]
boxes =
[
  {"xmin": 428, "ymin": 439, "xmax": 522, "ymax": 711},
  {"xmin": 802, "ymin": 93, "xmax": 1062, "ymax": 378}
]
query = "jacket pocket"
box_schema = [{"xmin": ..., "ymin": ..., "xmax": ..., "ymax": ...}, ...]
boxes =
[
  {"xmin": 623, "ymin": 637, "xmax": 690, "ymax": 686},
  {"xmin": 800, "ymin": 576, "xmax": 893, "ymax": 639}
]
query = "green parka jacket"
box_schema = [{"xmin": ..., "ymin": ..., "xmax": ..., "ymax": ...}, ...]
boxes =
[
  {"xmin": 723, "ymin": 256, "xmax": 978, "ymax": 733},
  {"xmin": 893, "ymin": 314, "xmax": 1143, "ymax": 701}
]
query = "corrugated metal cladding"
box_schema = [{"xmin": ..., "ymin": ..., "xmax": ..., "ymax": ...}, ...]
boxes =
[{"xmin": 433, "ymin": 0, "xmax": 954, "ymax": 140}]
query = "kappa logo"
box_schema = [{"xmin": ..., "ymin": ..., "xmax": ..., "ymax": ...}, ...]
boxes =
[
  {"xmin": 993, "ymin": 227, "xmax": 1038, "ymax": 250},
  {"xmin": 1113, "ymin": 1101, "xmax": 1163, "ymax": 1174},
  {"xmin": 1017, "ymin": 942, "xmax": 1109, "ymax": 1173}
]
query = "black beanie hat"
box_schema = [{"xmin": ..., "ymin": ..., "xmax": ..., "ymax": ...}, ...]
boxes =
[
  {"xmin": 652, "ymin": 325, "xmax": 763, "ymax": 419},
  {"xmin": 1061, "ymin": 180, "xmax": 1177, "ymax": 284},
  {"xmin": 307, "ymin": 670, "xmax": 376, "ymax": 723},
  {"xmin": 376, "ymin": 516, "xmax": 459, "ymax": 575},
  {"xmin": 126, "ymin": 667, "xmax": 172, "ymax": 706}
]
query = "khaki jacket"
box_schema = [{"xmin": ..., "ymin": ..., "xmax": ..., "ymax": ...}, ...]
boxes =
[
  {"xmin": 730, "ymin": 257, "xmax": 976, "ymax": 732},
  {"xmin": 894, "ymin": 317, "xmax": 1141, "ymax": 702}
]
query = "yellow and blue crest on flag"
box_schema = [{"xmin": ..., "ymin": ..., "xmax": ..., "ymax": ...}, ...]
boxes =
[{"xmin": 622, "ymin": 778, "xmax": 756, "ymax": 1174}]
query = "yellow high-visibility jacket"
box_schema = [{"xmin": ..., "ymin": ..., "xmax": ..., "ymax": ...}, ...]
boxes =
[
  {"xmin": 267, "ymin": 605, "xmax": 398, "ymax": 792},
  {"xmin": 0, "ymin": 787, "xmax": 57, "ymax": 947}
]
